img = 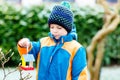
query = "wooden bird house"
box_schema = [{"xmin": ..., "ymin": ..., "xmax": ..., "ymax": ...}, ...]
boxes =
[{"xmin": 20, "ymin": 54, "xmax": 35, "ymax": 70}]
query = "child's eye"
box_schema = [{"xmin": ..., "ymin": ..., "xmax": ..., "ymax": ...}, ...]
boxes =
[
  {"xmin": 57, "ymin": 27, "xmax": 62, "ymax": 29},
  {"xmin": 57, "ymin": 26, "xmax": 62, "ymax": 29},
  {"xmin": 50, "ymin": 26, "xmax": 54, "ymax": 29}
]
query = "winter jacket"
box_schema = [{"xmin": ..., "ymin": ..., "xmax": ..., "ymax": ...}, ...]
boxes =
[{"xmin": 18, "ymin": 32, "xmax": 88, "ymax": 80}]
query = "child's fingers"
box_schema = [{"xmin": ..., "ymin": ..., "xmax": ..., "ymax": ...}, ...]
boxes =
[{"xmin": 18, "ymin": 38, "xmax": 30, "ymax": 48}]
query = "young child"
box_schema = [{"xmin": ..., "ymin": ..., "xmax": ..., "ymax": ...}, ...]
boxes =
[{"xmin": 17, "ymin": 1, "xmax": 88, "ymax": 80}]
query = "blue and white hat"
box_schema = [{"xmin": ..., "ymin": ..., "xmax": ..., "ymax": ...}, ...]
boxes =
[{"xmin": 48, "ymin": 1, "xmax": 73, "ymax": 33}]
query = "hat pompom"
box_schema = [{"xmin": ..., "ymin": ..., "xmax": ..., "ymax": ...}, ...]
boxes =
[{"xmin": 61, "ymin": 1, "xmax": 71, "ymax": 9}]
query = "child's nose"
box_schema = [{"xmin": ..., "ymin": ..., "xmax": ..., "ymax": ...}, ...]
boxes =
[{"xmin": 53, "ymin": 28, "xmax": 58, "ymax": 32}]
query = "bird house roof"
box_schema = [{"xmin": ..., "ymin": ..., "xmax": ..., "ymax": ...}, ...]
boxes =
[{"xmin": 23, "ymin": 54, "xmax": 35, "ymax": 62}]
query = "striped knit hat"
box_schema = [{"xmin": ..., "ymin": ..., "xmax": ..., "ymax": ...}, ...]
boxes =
[{"xmin": 48, "ymin": 1, "xmax": 73, "ymax": 33}]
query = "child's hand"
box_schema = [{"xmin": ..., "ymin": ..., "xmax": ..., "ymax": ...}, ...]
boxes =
[{"xmin": 18, "ymin": 38, "xmax": 30, "ymax": 48}]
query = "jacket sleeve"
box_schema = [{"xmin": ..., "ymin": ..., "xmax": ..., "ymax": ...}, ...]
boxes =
[
  {"xmin": 17, "ymin": 41, "xmax": 40, "ymax": 59},
  {"xmin": 72, "ymin": 47, "xmax": 88, "ymax": 80},
  {"xmin": 28, "ymin": 41, "xmax": 40, "ymax": 59}
]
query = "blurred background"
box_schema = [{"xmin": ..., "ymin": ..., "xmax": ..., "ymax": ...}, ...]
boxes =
[{"xmin": 0, "ymin": 0, "xmax": 120, "ymax": 80}]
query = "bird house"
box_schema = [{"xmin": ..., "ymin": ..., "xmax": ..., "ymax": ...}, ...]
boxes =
[{"xmin": 20, "ymin": 54, "xmax": 35, "ymax": 70}]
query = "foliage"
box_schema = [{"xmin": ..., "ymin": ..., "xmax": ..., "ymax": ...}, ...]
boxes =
[
  {"xmin": 0, "ymin": 4, "xmax": 119, "ymax": 66},
  {"xmin": 73, "ymin": 5, "xmax": 104, "ymax": 46},
  {"xmin": 104, "ymin": 26, "xmax": 120, "ymax": 65}
]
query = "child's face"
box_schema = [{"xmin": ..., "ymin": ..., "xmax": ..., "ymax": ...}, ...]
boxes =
[{"xmin": 50, "ymin": 24, "xmax": 67, "ymax": 39}]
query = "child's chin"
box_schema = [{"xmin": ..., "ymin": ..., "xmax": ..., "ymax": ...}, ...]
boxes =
[{"xmin": 55, "ymin": 37, "xmax": 60, "ymax": 39}]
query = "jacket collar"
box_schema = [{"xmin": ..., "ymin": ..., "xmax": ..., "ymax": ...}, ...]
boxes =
[{"xmin": 48, "ymin": 32, "xmax": 73, "ymax": 43}]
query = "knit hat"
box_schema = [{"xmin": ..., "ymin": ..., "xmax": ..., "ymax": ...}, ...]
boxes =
[{"xmin": 48, "ymin": 1, "xmax": 73, "ymax": 33}]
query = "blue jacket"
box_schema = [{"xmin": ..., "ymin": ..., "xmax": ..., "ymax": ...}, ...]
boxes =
[{"xmin": 18, "ymin": 32, "xmax": 88, "ymax": 80}]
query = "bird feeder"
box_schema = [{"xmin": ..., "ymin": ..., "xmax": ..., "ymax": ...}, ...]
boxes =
[{"xmin": 20, "ymin": 54, "xmax": 35, "ymax": 70}]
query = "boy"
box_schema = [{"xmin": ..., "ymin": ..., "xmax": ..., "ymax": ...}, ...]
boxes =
[{"xmin": 17, "ymin": 1, "xmax": 88, "ymax": 80}]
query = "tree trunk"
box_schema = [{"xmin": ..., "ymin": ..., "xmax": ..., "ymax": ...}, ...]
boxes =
[{"xmin": 87, "ymin": 0, "xmax": 120, "ymax": 80}]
